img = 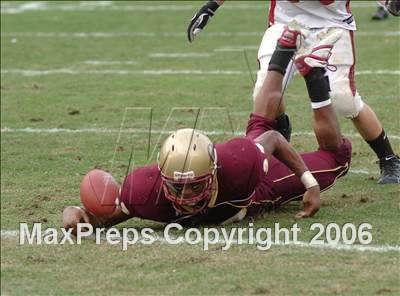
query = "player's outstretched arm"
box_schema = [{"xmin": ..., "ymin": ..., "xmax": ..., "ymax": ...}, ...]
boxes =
[
  {"xmin": 62, "ymin": 206, "xmax": 130, "ymax": 234},
  {"xmin": 187, "ymin": 0, "xmax": 224, "ymax": 42},
  {"xmin": 256, "ymin": 131, "xmax": 321, "ymax": 218}
]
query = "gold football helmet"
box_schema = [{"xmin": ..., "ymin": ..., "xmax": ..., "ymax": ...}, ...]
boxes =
[{"xmin": 158, "ymin": 128, "xmax": 217, "ymax": 214}]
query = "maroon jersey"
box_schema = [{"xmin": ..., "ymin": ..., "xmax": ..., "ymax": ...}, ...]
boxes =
[
  {"xmin": 119, "ymin": 113, "xmax": 352, "ymax": 224},
  {"xmin": 119, "ymin": 164, "xmax": 175, "ymax": 223},
  {"xmin": 119, "ymin": 137, "xmax": 267, "ymax": 224},
  {"xmin": 213, "ymin": 137, "xmax": 266, "ymax": 205}
]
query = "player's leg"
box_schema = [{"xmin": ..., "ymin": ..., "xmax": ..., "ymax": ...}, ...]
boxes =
[
  {"xmin": 250, "ymin": 28, "xmax": 351, "ymax": 216},
  {"xmin": 253, "ymin": 71, "xmax": 286, "ymax": 121},
  {"xmin": 253, "ymin": 24, "xmax": 295, "ymax": 101},
  {"xmin": 253, "ymin": 24, "xmax": 296, "ymax": 141},
  {"xmin": 252, "ymin": 26, "xmax": 343, "ymax": 154},
  {"xmin": 254, "ymin": 29, "xmax": 354, "ymax": 209},
  {"xmin": 311, "ymin": 104, "xmax": 342, "ymax": 151},
  {"xmin": 293, "ymin": 28, "xmax": 347, "ymax": 151},
  {"xmin": 253, "ymin": 24, "xmax": 307, "ymax": 121},
  {"xmin": 297, "ymin": 66, "xmax": 342, "ymax": 151},
  {"xmin": 247, "ymin": 26, "xmax": 298, "ymax": 139},
  {"xmin": 328, "ymin": 30, "xmax": 400, "ymax": 184}
]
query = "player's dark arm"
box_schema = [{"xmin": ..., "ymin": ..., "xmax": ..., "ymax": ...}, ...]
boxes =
[
  {"xmin": 255, "ymin": 131, "xmax": 310, "ymax": 178},
  {"xmin": 255, "ymin": 131, "xmax": 321, "ymax": 218},
  {"xmin": 187, "ymin": 0, "xmax": 225, "ymax": 42},
  {"xmin": 62, "ymin": 206, "xmax": 130, "ymax": 233}
]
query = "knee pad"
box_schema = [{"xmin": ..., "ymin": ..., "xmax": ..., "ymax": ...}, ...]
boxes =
[{"xmin": 330, "ymin": 79, "xmax": 364, "ymax": 118}]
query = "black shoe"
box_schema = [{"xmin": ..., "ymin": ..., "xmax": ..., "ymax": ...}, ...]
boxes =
[
  {"xmin": 378, "ymin": 155, "xmax": 400, "ymax": 184},
  {"xmin": 276, "ymin": 113, "xmax": 292, "ymax": 142},
  {"xmin": 372, "ymin": 7, "xmax": 389, "ymax": 20}
]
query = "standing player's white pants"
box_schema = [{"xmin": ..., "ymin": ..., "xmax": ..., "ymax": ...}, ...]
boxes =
[{"xmin": 253, "ymin": 24, "xmax": 364, "ymax": 118}]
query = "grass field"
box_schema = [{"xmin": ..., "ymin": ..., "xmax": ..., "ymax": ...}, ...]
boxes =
[{"xmin": 1, "ymin": 1, "xmax": 400, "ymax": 295}]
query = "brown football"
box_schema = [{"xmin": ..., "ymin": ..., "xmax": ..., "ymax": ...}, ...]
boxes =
[{"xmin": 80, "ymin": 169, "xmax": 119, "ymax": 217}]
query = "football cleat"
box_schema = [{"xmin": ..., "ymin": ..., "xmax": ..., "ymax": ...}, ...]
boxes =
[
  {"xmin": 294, "ymin": 28, "xmax": 343, "ymax": 77},
  {"xmin": 277, "ymin": 20, "xmax": 309, "ymax": 49},
  {"xmin": 378, "ymin": 155, "xmax": 400, "ymax": 184},
  {"xmin": 372, "ymin": 6, "xmax": 389, "ymax": 20}
]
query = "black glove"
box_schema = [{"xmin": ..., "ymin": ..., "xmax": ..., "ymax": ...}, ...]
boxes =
[
  {"xmin": 187, "ymin": 1, "xmax": 220, "ymax": 42},
  {"xmin": 386, "ymin": 0, "xmax": 400, "ymax": 16}
]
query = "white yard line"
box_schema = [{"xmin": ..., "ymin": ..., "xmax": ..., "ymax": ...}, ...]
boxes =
[
  {"xmin": 1, "ymin": 229, "xmax": 398, "ymax": 253},
  {"xmin": 2, "ymin": 31, "xmax": 399, "ymax": 38},
  {"xmin": 214, "ymin": 46, "xmax": 259, "ymax": 52},
  {"xmin": 1, "ymin": 230, "xmax": 19, "ymax": 237},
  {"xmin": 349, "ymin": 169, "xmax": 372, "ymax": 175},
  {"xmin": 0, "ymin": 69, "xmax": 244, "ymax": 76},
  {"xmin": 1, "ymin": 69, "xmax": 399, "ymax": 76},
  {"xmin": 280, "ymin": 240, "xmax": 400, "ymax": 253},
  {"xmin": 149, "ymin": 53, "xmax": 211, "ymax": 58},
  {"xmin": 2, "ymin": 127, "xmax": 395, "ymax": 176},
  {"xmin": 1, "ymin": 128, "xmax": 398, "ymax": 141},
  {"xmin": 1, "ymin": 32, "xmax": 158, "ymax": 38},
  {"xmin": 1, "ymin": 127, "xmax": 398, "ymax": 175},
  {"xmin": 0, "ymin": 127, "xmax": 242, "ymax": 135},
  {"xmin": 0, "ymin": 1, "xmax": 378, "ymax": 14},
  {"xmin": 356, "ymin": 31, "xmax": 400, "ymax": 36},
  {"xmin": 291, "ymin": 131, "xmax": 400, "ymax": 140},
  {"xmin": 83, "ymin": 60, "xmax": 137, "ymax": 65},
  {"xmin": 0, "ymin": 32, "xmax": 261, "ymax": 38},
  {"xmin": 1, "ymin": 3, "xmax": 261, "ymax": 14},
  {"xmin": 1, "ymin": 1, "xmax": 47, "ymax": 14},
  {"xmin": 355, "ymin": 70, "xmax": 400, "ymax": 75}
]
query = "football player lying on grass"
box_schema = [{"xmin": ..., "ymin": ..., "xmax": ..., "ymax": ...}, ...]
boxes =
[{"xmin": 63, "ymin": 26, "xmax": 352, "ymax": 231}]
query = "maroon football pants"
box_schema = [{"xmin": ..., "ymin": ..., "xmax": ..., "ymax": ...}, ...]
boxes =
[{"xmin": 245, "ymin": 113, "xmax": 352, "ymax": 215}]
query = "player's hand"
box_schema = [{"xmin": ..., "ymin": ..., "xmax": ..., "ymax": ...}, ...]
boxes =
[
  {"xmin": 62, "ymin": 206, "xmax": 90, "ymax": 234},
  {"xmin": 187, "ymin": 1, "xmax": 220, "ymax": 42},
  {"xmin": 295, "ymin": 186, "xmax": 321, "ymax": 219}
]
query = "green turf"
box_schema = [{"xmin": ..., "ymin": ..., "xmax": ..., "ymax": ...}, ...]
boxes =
[{"xmin": 1, "ymin": 1, "xmax": 400, "ymax": 295}]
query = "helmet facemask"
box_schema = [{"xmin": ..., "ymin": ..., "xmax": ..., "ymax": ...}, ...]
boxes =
[
  {"xmin": 161, "ymin": 171, "xmax": 216, "ymax": 215},
  {"xmin": 158, "ymin": 129, "xmax": 217, "ymax": 215}
]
